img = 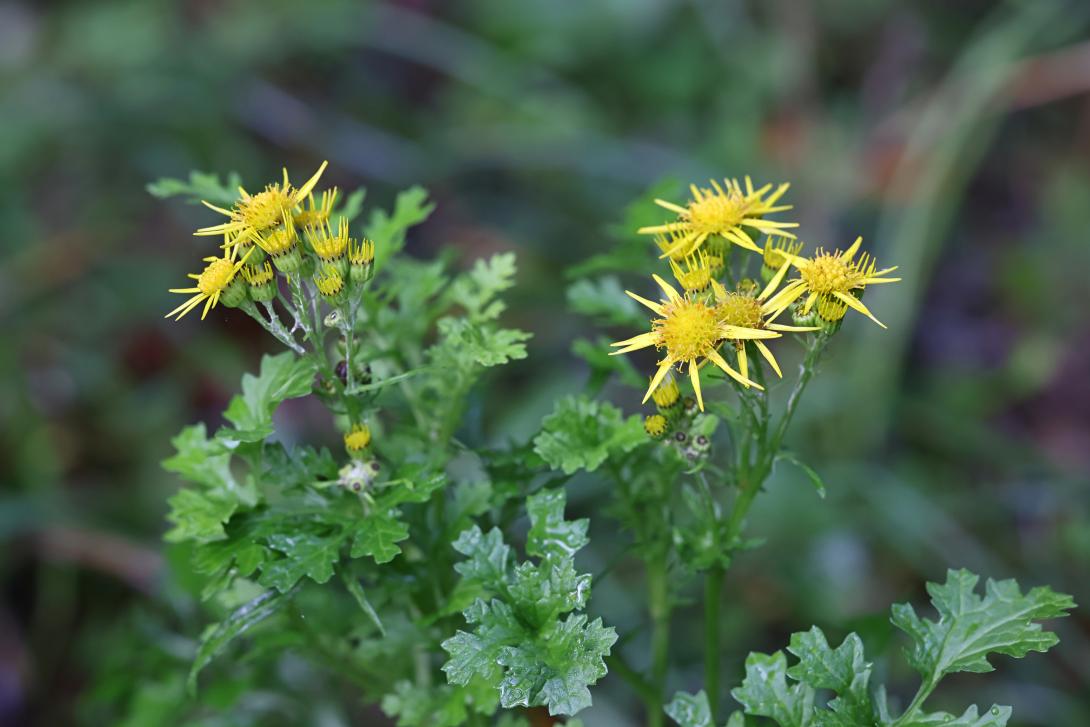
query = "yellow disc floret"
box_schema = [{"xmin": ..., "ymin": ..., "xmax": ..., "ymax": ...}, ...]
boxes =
[
  {"xmin": 344, "ymin": 423, "xmax": 371, "ymax": 454},
  {"xmin": 644, "ymin": 414, "xmax": 668, "ymax": 438},
  {"xmin": 657, "ymin": 297, "xmax": 721, "ymax": 362},
  {"xmin": 716, "ymin": 292, "xmax": 764, "ymax": 330}
]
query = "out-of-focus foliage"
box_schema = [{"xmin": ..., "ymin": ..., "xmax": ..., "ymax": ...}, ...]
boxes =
[{"xmin": 2, "ymin": 0, "xmax": 1089, "ymax": 725}]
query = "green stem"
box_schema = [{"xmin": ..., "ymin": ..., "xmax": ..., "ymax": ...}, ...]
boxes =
[
  {"xmin": 704, "ymin": 564, "xmax": 724, "ymax": 722},
  {"xmin": 605, "ymin": 653, "xmax": 659, "ymax": 707},
  {"xmin": 648, "ymin": 552, "xmax": 671, "ymax": 727},
  {"xmin": 891, "ymin": 677, "xmax": 938, "ymax": 727}
]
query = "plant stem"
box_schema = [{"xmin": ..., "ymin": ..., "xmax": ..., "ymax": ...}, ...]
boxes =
[
  {"xmin": 704, "ymin": 564, "xmax": 724, "ymax": 722},
  {"xmin": 647, "ymin": 551, "xmax": 670, "ymax": 727},
  {"xmin": 891, "ymin": 677, "xmax": 937, "ymax": 727},
  {"xmin": 605, "ymin": 653, "xmax": 659, "ymax": 707}
]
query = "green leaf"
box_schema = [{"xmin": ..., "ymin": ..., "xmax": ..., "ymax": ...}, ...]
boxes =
[
  {"xmin": 341, "ymin": 571, "xmax": 386, "ymax": 637},
  {"xmin": 367, "ymin": 186, "xmax": 435, "ymax": 270},
  {"xmin": 147, "ymin": 170, "xmax": 242, "ymax": 206},
  {"xmin": 904, "ymin": 706, "xmax": 1011, "ymax": 726},
  {"xmin": 350, "ymin": 510, "xmax": 410, "ymax": 564},
  {"xmin": 222, "ymin": 353, "xmax": 316, "ymax": 441},
  {"xmin": 451, "ymin": 526, "xmax": 512, "ymax": 589},
  {"xmin": 775, "ymin": 452, "xmax": 826, "ymax": 499},
  {"xmin": 442, "ymin": 490, "xmax": 615, "ymax": 717},
  {"xmin": 786, "ymin": 628, "xmax": 873, "ymax": 725},
  {"xmin": 730, "ymin": 651, "xmax": 815, "ymax": 727},
  {"xmin": 163, "ymin": 424, "xmax": 239, "ymax": 493},
  {"xmin": 381, "ymin": 679, "xmax": 497, "ymax": 727},
  {"xmin": 533, "ymin": 395, "xmax": 647, "ymax": 474},
  {"xmin": 891, "ymin": 569, "xmax": 1075, "ymax": 680},
  {"xmin": 526, "ymin": 487, "xmax": 589, "ymax": 559},
  {"xmin": 257, "ymin": 531, "xmax": 343, "ymax": 593},
  {"xmin": 187, "ymin": 588, "xmax": 289, "ymax": 695},
  {"xmin": 566, "ymin": 276, "xmax": 644, "ymax": 327},
  {"xmin": 665, "ymin": 690, "xmax": 713, "ymax": 727},
  {"xmin": 449, "ymin": 252, "xmax": 518, "ymax": 322},
  {"xmin": 435, "ymin": 318, "xmax": 531, "ymax": 369},
  {"xmin": 164, "ymin": 488, "xmax": 237, "ymax": 544}
]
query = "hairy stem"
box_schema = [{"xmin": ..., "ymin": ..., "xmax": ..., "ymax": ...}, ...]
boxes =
[{"xmin": 648, "ymin": 552, "xmax": 671, "ymax": 727}]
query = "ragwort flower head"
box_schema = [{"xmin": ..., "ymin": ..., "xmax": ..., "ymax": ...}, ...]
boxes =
[
  {"xmin": 763, "ymin": 236, "xmax": 900, "ymax": 327},
  {"xmin": 195, "ymin": 161, "xmax": 328, "ymax": 242},
  {"xmin": 609, "ymin": 275, "xmax": 780, "ymax": 411},
  {"xmin": 166, "ymin": 245, "xmax": 253, "ymax": 321},
  {"xmin": 639, "ymin": 177, "xmax": 797, "ymax": 259},
  {"xmin": 710, "ymin": 258, "xmax": 817, "ymax": 379}
]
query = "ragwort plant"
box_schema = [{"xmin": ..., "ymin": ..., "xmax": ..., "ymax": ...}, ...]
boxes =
[{"xmin": 148, "ymin": 164, "xmax": 1073, "ymax": 727}]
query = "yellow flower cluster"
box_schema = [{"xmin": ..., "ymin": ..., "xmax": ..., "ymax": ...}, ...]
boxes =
[
  {"xmin": 612, "ymin": 177, "xmax": 900, "ymax": 410},
  {"xmin": 166, "ymin": 162, "xmax": 376, "ymax": 321}
]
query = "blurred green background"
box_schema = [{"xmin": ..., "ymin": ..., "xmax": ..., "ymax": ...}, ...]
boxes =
[{"xmin": 2, "ymin": 0, "xmax": 1088, "ymax": 724}]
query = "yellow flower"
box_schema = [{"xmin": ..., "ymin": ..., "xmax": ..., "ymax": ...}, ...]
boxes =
[
  {"xmin": 669, "ymin": 251, "xmax": 714, "ymax": 293},
  {"xmin": 344, "ymin": 423, "xmax": 371, "ymax": 454},
  {"xmin": 314, "ymin": 264, "xmax": 346, "ymax": 299},
  {"xmin": 294, "ymin": 187, "xmax": 337, "ymax": 229},
  {"xmin": 195, "ymin": 161, "xmax": 328, "ymax": 241},
  {"xmin": 639, "ymin": 177, "xmax": 797, "ymax": 259},
  {"xmin": 348, "ymin": 238, "xmax": 375, "ymax": 266},
  {"xmin": 762, "ymin": 237, "xmax": 900, "ymax": 327},
  {"xmin": 610, "ymin": 274, "xmax": 780, "ymax": 411},
  {"xmin": 305, "ymin": 217, "xmax": 349, "ymax": 263},
  {"xmin": 761, "ymin": 236, "xmax": 804, "ymax": 279},
  {"xmin": 242, "ymin": 261, "xmax": 277, "ymax": 302},
  {"xmin": 644, "ymin": 414, "xmax": 668, "ymax": 438},
  {"xmin": 166, "ymin": 246, "xmax": 254, "ymax": 320},
  {"xmin": 711, "ymin": 260, "xmax": 818, "ymax": 378},
  {"xmin": 651, "ymin": 376, "xmax": 680, "ymax": 409}
]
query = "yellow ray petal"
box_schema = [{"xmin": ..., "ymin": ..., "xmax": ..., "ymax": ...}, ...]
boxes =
[
  {"xmin": 294, "ymin": 161, "xmax": 329, "ymax": 202},
  {"xmin": 720, "ymin": 324, "xmax": 780, "ymax": 340},
  {"xmin": 625, "ymin": 290, "xmax": 664, "ymax": 315},
  {"xmin": 638, "ymin": 222, "xmax": 689, "ymax": 234},
  {"xmin": 724, "ymin": 228, "xmax": 763, "ymax": 252},
  {"xmin": 652, "ymin": 274, "xmax": 682, "ymax": 302},
  {"xmin": 758, "ymin": 259, "xmax": 792, "ymax": 301},
  {"xmin": 653, "ymin": 199, "xmax": 688, "ymax": 214},
  {"xmin": 768, "ymin": 323, "xmax": 819, "ymax": 332},
  {"xmin": 642, "ymin": 359, "xmax": 675, "ymax": 404},
  {"xmin": 834, "ymin": 291, "xmax": 886, "ymax": 328},
  {"xmin": 754, "ymin": 340, "xmax": 782, "ymax": 378},
  {"xmin": 760, "ymin": 279, "xmax": 806, "ymax": 314},
  {"xmin": 737, "ymin": 345, "xmax": 748, "ymax": 379},
  {"xmin": 658, "ymin": 231, "xmax": 703, "ymax": 259},
  {"xmin": 766, "ymin": 182, "xmax": 790, "ymax": 204},
  {"xmin": 166, "ymin": 293, "xmax": 205, "ymax": 320},
  {"xmin": 802, "ymin": 293, "xmax": 818, "ymax": 315},
  {"xmin": 689, "ymin": 361, "xmax": 704, "ymax": 411},
  {"xmin": 706, "ymin": 347, "xmax": 763, "ymax": 390},
  {"xmin": 168, "ymin": 286, "xmax": 201, "ymax": 293},
  {"xmin": 843, "ymin": 236, "xmax": 863, "ymax": 260},
  {"xmin": 200, "ymin": 200, "xmax": 233, "ymax": 216},
  {"xmin": 609, "ymin": 332, "xmax": 658, "ymax": 355}
]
